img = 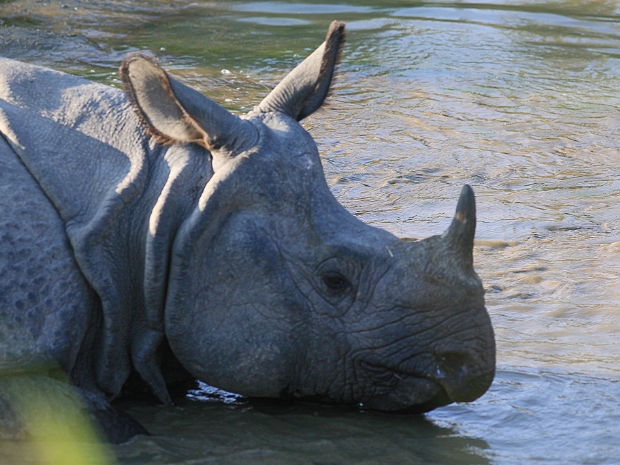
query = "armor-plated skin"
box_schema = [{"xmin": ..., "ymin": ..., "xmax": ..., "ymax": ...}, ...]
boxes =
[{"xmin": 0, "ymin": 23, "xmax": 495, "ymax": 442}]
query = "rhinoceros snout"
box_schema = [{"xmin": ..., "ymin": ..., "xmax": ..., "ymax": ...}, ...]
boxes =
[
  {"xmin": 358, "ymin": 353, "xmax": 494, "ymax": 413},
  {"xmin": 432, "ymin": 350, "xmax": 495, "ymax": 403}
]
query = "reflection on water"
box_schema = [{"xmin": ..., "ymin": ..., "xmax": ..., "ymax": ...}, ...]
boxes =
[{"xmin": 1, "ymin": 0, "xmax": 619, "ymax": 463}]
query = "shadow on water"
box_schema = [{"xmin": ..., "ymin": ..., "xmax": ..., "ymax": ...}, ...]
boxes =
[{"xmin": 111, "ymin": 382, "xmax": 490, "ymax": 465}]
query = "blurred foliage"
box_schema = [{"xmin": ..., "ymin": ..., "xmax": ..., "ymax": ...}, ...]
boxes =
[{"xmin": 0, "ymin": 374, "xmax": 116, "ymax": 465}]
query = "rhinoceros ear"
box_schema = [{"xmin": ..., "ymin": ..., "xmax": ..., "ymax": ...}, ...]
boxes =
[
  {"xmin": 258, "ymin": 21, "xmax": 346, "ymax": 121},
  {"xmin": 441, "ymin": 185, "xmax": 477, "ymax": 269},
  {"xmin": 120, "ymin": 53, "xmax": 257, "ymax": 157}
]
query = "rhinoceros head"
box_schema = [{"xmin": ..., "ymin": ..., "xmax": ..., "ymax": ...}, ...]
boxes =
[{"xmin": 120, "ymin": 22, "xmax": 495, "ymax": 412}]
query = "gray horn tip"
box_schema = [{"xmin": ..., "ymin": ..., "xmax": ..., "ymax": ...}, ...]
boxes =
[
  {"xmin": 455, "ymin": 184, "xmax": 476, "ymax": 225},
  {"xmin": 443, "ymin": 185, "xmax": 477, "ymax": 258}
]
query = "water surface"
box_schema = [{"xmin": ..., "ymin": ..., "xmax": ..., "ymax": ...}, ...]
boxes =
[{"xmin": 1, "ymin": 0, "xmax": 619, "ymax": 463}]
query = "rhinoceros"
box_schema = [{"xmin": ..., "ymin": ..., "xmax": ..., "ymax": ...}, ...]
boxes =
[{"xmin": 0, "ymin": 22, "xmax": 495, "ymax": 442}]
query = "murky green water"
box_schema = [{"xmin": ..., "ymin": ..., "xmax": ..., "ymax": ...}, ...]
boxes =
[{"xmin": 1, "ymin": 0, "xmax": 619, "ymax": 463}]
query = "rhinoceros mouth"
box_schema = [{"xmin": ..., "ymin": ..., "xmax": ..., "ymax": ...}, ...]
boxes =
[
  {"xmin": 356, "ymin": 359, "xmax": 494, "ymax": 412},
  {"xmin": 280, "ymin": 376, "xmax": 449, "ymax": 414},
  {"xmin": 355, "ymin": 360, "xmax": 467, "ymax": 413},
  {"xmin": 359, "ymin": 372, "xmax": 451, "ymax": 413}
]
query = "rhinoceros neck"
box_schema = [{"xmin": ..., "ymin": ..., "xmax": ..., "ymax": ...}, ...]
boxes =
[{"xmin": 0, "ymin": 58, "xmax": 214, "ymax": 401}]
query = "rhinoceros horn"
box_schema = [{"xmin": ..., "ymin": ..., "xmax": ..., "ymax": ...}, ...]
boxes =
[
  {"xmin": 120, "ymin": 53, "xmax": 258, "ymax": 157},
  {"xmin": 258, "ymin": 21, "xmax": 346, "ymax": 120},
  {"xmin": 441, "ymin": 184, "xmax": 477, "ymax": 269}
]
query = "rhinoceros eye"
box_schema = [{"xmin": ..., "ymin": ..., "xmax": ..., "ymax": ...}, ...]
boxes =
[{"xmin": 322, "ymin": 271, "xmax": 350, "ymax": 291}]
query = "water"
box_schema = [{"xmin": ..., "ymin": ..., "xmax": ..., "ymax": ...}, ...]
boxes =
[{"xmin": 1, "ymin": 0, "xmax": 619, "ymax": 463}]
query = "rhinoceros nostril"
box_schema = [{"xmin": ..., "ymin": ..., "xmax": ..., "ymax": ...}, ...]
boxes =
[
  {"xmin": 437, "ymin": 351, "xmax": 470, "ymax": 376},
  {"xmin": 434, "ymin": 363, "xmax": 468, "ymax": 383},
  {"xmin": 434, "ymin": 351, "xmax": 471, "ymax": 388}
]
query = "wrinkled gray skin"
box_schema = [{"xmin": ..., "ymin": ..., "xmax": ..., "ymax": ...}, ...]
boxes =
[{"xmin": 0, "ymin": 22, "xmax": 495, "ymax": 442}]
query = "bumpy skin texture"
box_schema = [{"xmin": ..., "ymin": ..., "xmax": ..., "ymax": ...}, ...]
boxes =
[
  {"xmin": 0, "ymin": 22, "xmax": 495, "ymax": 442},
  {"xmin": 0, "ymin": 135, "xmax": 92, "ymax": 375}
]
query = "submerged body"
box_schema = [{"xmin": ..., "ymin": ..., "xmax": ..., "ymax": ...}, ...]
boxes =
[{"xmin": 0, "ymin": 23, "xmax": 495, "ymax": 441}]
